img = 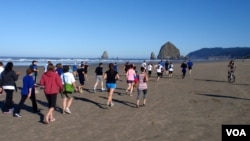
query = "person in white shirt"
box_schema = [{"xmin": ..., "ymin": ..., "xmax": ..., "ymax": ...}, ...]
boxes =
[
  {"xmin": 168, "ymin": 62, "xmax": 174, "ymax": 77},
  {"xmin": 156, "ymin": 63, "xmax": 163, "ymax": 81},
  {"xmin": 61, "ymin": 65, "xmax": 78, "ymax": 114},
  {"xmin": 147, "ymin": 63, "xmax": 153, "ymax": 77}
]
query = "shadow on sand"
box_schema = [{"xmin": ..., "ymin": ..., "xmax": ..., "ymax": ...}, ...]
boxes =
[
  {"xmin": 74, "ymin": 96, "xmax": 106, "ymax": 109},
  {"xmin": 99, "ymin": 96, "xmax": 136, "ymax": 108},
  {"xmin": 196, "ymin": 93, "xmax": 250, "ymax": 101}
]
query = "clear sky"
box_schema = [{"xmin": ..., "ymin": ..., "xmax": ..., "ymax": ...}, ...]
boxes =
[{"xmin": 0, "ymin": 0, "xmax": 250, "ymax": 58}]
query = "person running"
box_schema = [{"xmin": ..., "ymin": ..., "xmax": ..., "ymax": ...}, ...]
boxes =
[
  {"xmin": 156, "ymin": 63, "xmax": 163, "ymax": 81},
  {"xmin": 147, "ymin": 63, "xmax": 153, "ymax": 77},
  {"xmin": 165, "ymin": 60, "xmax": 169, "ymax": 75},
  {"xmin": 93, "ymin": 63, "xmax": 105, "ymax": 93},
  {"xmin": 40, "ymin": 63, "xmax": 64, "ymax": 124},
  {"xmin": 168, "ymin": 62, "xmax": 174, "ymax": 77},
  {"xmin": 0, "ymin": 62, "xmax": 20, "ymax": 114},
  {"xmin": 141, "ymin": 60, "xmax": 147, "ymax": 70},
  {"xmin": 136, "ymin": 67, "xmax": 148, "ymax": 108},
  {"xmin": 181, "ymin": 61, "xmax": 188, "ymax": 79},
  {"xmin": 104, "ymin": 63, "xmax": 119, "ymax": 108},
  {"xmin": 126, "ymin": 64, "xmax": 136, "ymax": 96},
  {"xmin": 61, "ymin": 65, "xmax": 78, "ymax": 114},
  {"xmin": 77, "ymin": 64, "xmax": 86, "ymax": 93},
  {"xmin": 187, "ymin": 60, "xmax": 193, "ymax": 76},
  {"xmin": 13, "ymin": 68, "xmax": 40, "ymax": 117}
]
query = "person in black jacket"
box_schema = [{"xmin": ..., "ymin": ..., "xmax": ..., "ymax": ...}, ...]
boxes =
[{"xmin": 0, "ymin": 62, "xmax": 20, "ymax": 114}]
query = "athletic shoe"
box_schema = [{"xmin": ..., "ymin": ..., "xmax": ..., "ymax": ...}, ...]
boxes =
[
  {"xmin": 93, "ymin": 89, "xmax": 96, "ymax": 93},
  {"xmin": 110, "ymin": 103, "xmax": 114, "ymax": 107},
  {"xmin": 101, "ymin": 88, "xmax": 106, "ymax": 92},
  {"xmin": 64, "ymin": 108, "xmax": 71, "ymax": 114},
  {"xmin": 14, "ymin": 113, "xmax": 22, "ymax": 117}
]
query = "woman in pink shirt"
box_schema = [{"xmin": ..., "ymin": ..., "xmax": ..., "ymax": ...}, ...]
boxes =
[{"xmin": 126, "ymin": 64, "xmax": 136, "ymax": 96}]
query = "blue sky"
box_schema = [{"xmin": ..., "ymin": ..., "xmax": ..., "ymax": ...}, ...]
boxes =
[{"xmin": 0, "ymin": 0, "xmax": 250, "ymax": 58}]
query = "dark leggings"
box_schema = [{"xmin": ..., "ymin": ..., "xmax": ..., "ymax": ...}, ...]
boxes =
[
  {"xmin": 45, "ymin": 94, "xmax": 57, "ymax": 108},
  {"xmin": 14, "ymin": 87, "xmax": 38, "ymax": 114},
  {"xmin": 3, "ymin": 89, "xmax": 14, "ymax": 112}
]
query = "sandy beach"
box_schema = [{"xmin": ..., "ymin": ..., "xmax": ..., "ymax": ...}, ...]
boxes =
[{"xmin": 0, "ymin": 60, "xmax": 250, "ymax": 141}]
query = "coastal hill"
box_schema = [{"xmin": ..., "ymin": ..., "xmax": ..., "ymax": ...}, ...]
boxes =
[
  {"xmin": 186, "ymin": 47, "xmax": 250, "ymax": 59},
  {"xmin": 157, "ymin": 42, "xmax": 180, "ymax": 59}
]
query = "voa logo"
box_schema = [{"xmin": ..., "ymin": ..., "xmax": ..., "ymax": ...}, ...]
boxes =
[{"xmin": 226, "ymin": 129, "xmax": 246, "ymax": 136}]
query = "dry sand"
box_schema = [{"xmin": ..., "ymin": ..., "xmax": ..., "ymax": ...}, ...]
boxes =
[{"xmin": 0, "ymin": 60, "xmax": 250, "ymax": 141}]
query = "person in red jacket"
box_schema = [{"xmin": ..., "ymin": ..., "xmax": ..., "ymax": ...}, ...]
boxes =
[{"xmin": 40, "ymin": 63, "xmax": 64, "ymax": 124}]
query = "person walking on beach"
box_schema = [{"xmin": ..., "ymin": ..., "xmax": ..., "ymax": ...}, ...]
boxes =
[
  {"xmin": 55, "ymin": 63, "xmax": 63, "ymax": 76},
  {"xmin": 29, "ymin": 60, "xmax": 39, "ymax": 83},
  {"xmin": 13, "ymin": 68, "xmax": 40, "ymax": 117},
  {"xmin": 44, "ymin": 61, "xmax": 52, "ymax": 72},
  {"xmin": 0, "ymin": 62, "xmax": 20, "ymax": 114},
  {"xmin": 187, "ymin": 60, "xmax": 193, "ymax": 76},
  {"xmin": 77, "ymin": 64, "xmax": 86, "ymax": 93},
  {"xmin": 0, "ymin": 62, "xmax": 4, "ymax": 75},
  {"xmin": 181, "ymin": 61, "xmax": 188, "ymax": 79},
  {"xmin": 93, "ymin": 63, "xmax": 105, "ymax": 93},
  {"xmin": 126, "ymin": 64, "xmax": 136, "ymax": 96},
  {"xmin": 40, "ymin": 63, "xmax": 64, "ymax": 124},
  {"xmin": 61, "ymin": 65, "xmax": 78, "ymax": 114},
  {"xmin": 136, "ymin": 67, "xmax": 148, "ymax": 108},
  {"xmin": 104, "ymin": 63, "xmax": 119, "ymax": 108}
]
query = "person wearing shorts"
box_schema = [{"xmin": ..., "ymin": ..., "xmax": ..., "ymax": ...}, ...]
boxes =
[
  {"xmin": 61, "ymin": 65, "xmax": 77, "ymax": 114},
  {"xmin": 104, "ymin": 63, "xmax": 119, "ymax": 108}
]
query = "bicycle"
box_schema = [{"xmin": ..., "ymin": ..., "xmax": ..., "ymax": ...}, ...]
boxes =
[{"xmin": 228, "ymin": 70, "xmax": 236, "ymax": 83}]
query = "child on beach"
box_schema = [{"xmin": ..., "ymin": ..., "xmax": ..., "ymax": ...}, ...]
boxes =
[
  {"xmin": 14, "ymin": 68, "xmax": 40, "ymax": 117},
  {"xmin": 136, "ymin": 67, "xmax": 148, "ymax": 108},
  {"xmin": 104, "ymin": 63, "xmax": 119, "ymax": 108}
]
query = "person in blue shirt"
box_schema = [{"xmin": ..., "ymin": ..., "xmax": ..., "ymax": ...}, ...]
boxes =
[
  {"xmin": 13, "ymin": 68, "xmax": 40, "ymax": 117},
  {"xmin": 29, "ymin": 60, "xmax": 39, "ymax": 83},
  {"xmin": 187, "ymin": 60, "xmax": 193, "ymax": 76}
]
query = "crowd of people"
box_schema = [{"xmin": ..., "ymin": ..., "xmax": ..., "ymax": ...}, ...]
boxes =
[{"xmin": 0, "ymin": 59, "xmax": 196, "ymax": 124}]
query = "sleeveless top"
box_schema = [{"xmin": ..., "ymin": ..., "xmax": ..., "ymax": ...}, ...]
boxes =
[{"xmin": 138, "ymin": 73, "xmax": 147, "ymax": 90}]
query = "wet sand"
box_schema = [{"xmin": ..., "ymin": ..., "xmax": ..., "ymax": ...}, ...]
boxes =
[{"xmin": 0, "ymin": 60, "xmax": 250, "ymax": 141}]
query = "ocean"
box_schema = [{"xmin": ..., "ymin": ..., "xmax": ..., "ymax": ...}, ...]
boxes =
[{"xmin": 0, "ymin": 56, "xmax": 161, "ymax": 67}]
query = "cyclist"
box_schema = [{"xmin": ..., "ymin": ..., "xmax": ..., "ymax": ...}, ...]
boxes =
[{"xmin": 227, "ymin": 60, "xmax": 236, "ymax": 82}]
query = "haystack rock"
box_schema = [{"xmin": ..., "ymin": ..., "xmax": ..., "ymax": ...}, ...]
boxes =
[
  {"xmin": 101, "ymin": 51, "xmax": 108, "ymax": 59},
  {"xmin": 157, "ymin": 42, "xmax": 180, "ymax": 59},
  {"xmin": 150, "ymin": 52, "xmax": 156, "ymax": 60}
]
